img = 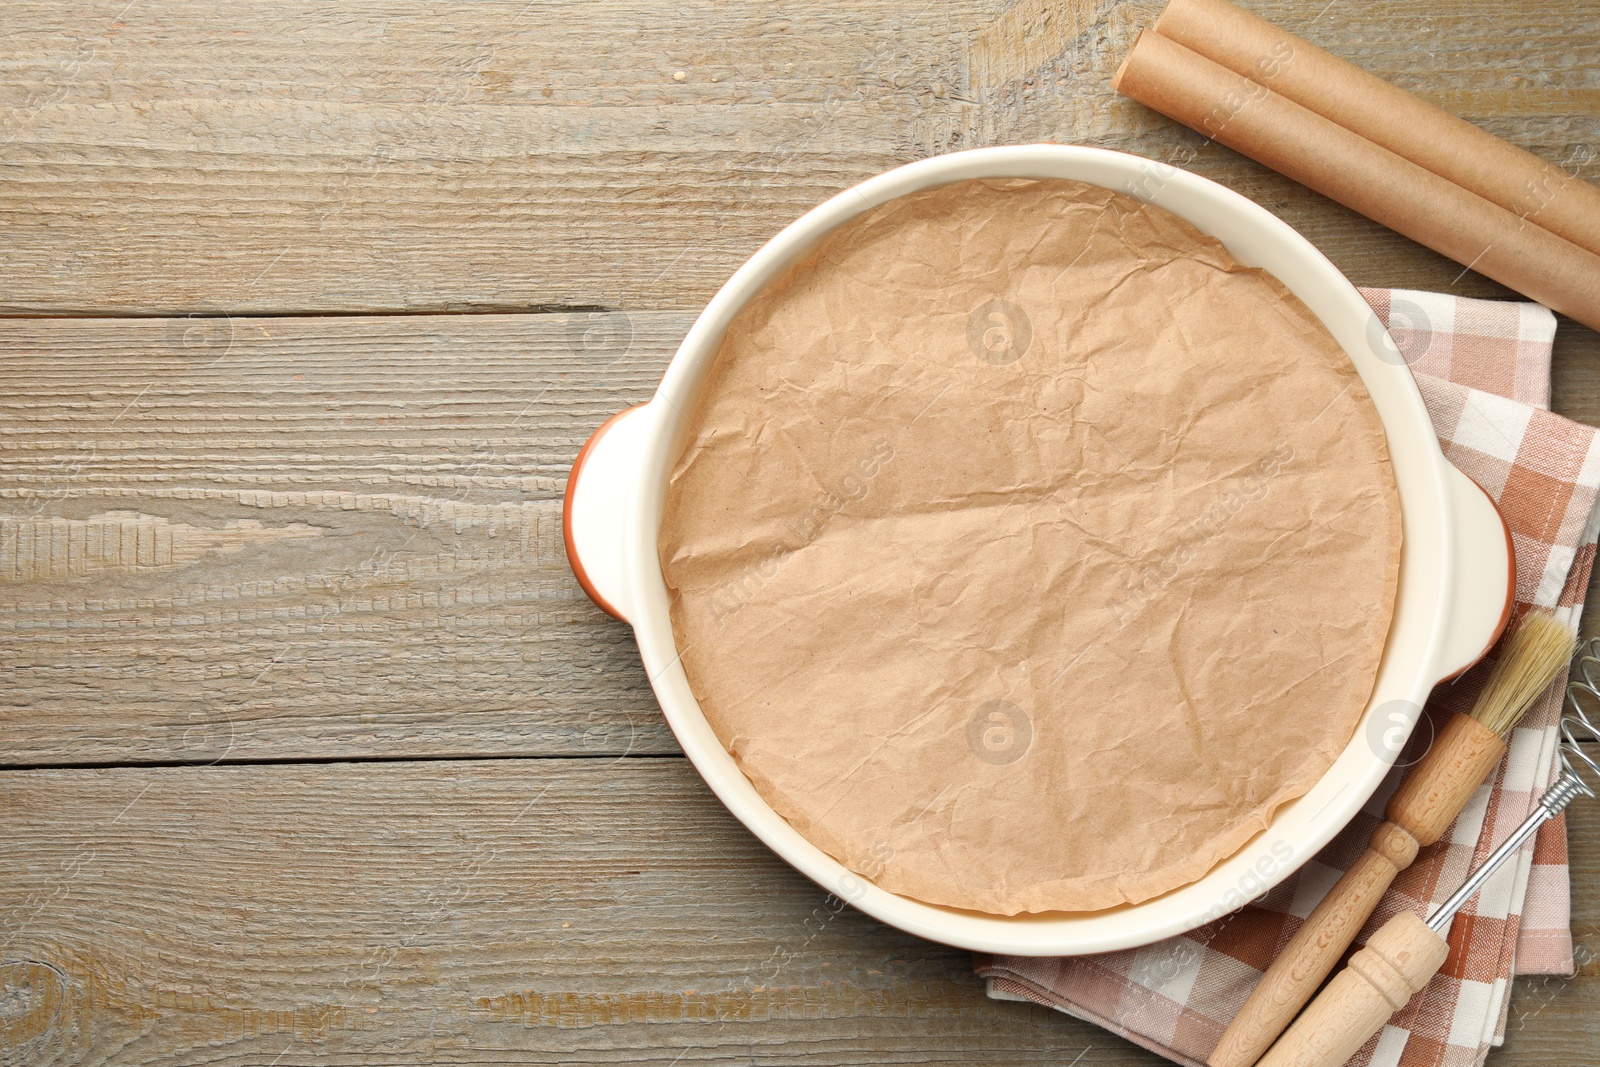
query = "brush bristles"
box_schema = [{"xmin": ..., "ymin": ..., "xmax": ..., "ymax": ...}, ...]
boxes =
[{"xmin": 1469, "ymin": 612, "xmax": 1576, "ymax": 736}]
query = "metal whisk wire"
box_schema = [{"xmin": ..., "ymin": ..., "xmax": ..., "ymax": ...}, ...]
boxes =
[
  {"xmin": 1428, "ymin": 631, "xmax": 1600, "ymax": 933},
  {"xmin": 1560, "ymin": 635, "xmax": 1600, "ymax": 799}
]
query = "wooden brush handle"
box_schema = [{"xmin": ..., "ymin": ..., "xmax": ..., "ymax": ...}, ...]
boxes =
[
  {"xmin": 1208, "ymin": 822, "xmax": 1415, "ymax": 1067},
  {"xmin": 1208, "ymin": 713, "xmax": 1504, "ymax": 1067},
  {"xmin": 1387, "ymin": 713, "xmax": 1507, "ymax": 847},
  {"xmin": 1256, "ymin": 910, "xmax": 1449, "ymax": 1067}
]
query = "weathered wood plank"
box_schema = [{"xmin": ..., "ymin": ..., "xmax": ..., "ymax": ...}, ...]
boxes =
[
  {"xmin": 0, "ymin": 0, "xmax": 1594, "ymax": 315},
  {"xmin": 0, "ymin": 313, "xmax": 680, "ymax": 765},
  {"xmin": 0, "ymin": 756, "xmax": 1594, "ymax": 1066},
  {"xmin": 0, "ymin": 757, "xmax": 1149, "ymax": 1066},
  {"xmin": 4, "ymin": 311, "xmax": 1598, "ymax": 767}
]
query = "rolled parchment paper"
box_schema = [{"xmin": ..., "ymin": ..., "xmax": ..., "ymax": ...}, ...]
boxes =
[
  {"xmin": 1112, "ymin": 30, "xmax": 1600, "ymax": 333},
  {"xmin": 1153, "ymin": 0, "xmax": 1600, "ymax": 260}
]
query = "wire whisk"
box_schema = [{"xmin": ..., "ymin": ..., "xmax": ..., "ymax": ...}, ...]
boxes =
[
  {"xmin": 1428, "ymin": 631, "xmax": 1600, "ymax": 932},
  {"xmin": 1558, "ymin": 634, "xmax": 1600, "ymax": 795}
]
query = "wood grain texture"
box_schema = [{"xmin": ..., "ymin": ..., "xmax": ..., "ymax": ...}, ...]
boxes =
[
  {"xmin": 5, "ymin": 312, "xmax": 1600, "ymax": 767},
  {"xmin": 0, "ymin": 314, "xmax": 684, "ymax": 765},
  {"xmin": 3, "ymin": 3, "xmax": 1599, "ymax": 1065},
  {"xmin": 0, "ymin": 0, "xmax": 1595, "ymax": 315},
  {"xmin": 0, "ymin": 757, "xmax": 1151, "ymax": 1066},
  {"xmin": 0, "ymin": 755, "xmax": 1595, "ymax": 1067}
]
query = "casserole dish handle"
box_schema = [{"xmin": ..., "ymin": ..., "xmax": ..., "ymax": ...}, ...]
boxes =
[
  {"xmin": 1432, "ymin": 463, "xmax": 1516, "ymax": 682},
  {"xmin": 563, "ymin": 404, "xmax": 653, "ymax": 624}
]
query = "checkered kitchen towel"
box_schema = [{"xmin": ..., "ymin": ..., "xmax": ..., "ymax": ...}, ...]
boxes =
[{"xmin": 976, "ymin": 288, "xmax": 1600, "ymax": 1067}]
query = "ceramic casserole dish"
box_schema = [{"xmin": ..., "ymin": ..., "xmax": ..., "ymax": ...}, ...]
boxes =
[{"xmin": 561, "ymin": 145, "xmax": 1515, "ymax": 955}]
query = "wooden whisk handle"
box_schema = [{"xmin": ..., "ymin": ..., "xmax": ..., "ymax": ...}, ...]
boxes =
[
  {"xmin": 1256, "ymin": 910, "xmax": 1449, "ymax": 1067},
  {"xmin": 1207, "ymin": 822, "xmax": 1416, "ymax": 1067},
  {"xmin": 1208, "ymin": 713, "xmax": 1505, "ymax": 1067}
]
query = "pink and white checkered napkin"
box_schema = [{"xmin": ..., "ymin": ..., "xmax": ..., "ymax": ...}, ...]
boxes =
[{"xmin": 976, "ymin": 288, "xmax": 1600, "ymax": 1067}]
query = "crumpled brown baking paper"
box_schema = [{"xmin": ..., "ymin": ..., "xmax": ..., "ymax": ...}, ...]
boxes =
[{"xmin": 659, "ymin": 178, "xmax": 1401, "ymax": 915}]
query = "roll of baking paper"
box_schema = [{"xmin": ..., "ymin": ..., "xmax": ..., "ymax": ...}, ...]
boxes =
[
  {"xmin": 1112, "ymin": 29, "xmax": 1600, "ymax": 333},
  {"xmin": 1152, "ymin": 0, "xmax": 1600, "ymax": 261}
]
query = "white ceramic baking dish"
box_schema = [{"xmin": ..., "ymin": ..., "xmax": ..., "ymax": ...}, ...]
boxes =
[{"xmin": 561, "ymin": 145, "xmax": 1514, "ymax": 956}]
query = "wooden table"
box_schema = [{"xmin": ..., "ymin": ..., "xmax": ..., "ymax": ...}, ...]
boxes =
[{"xmin": 2, "ymin": 2, "xmax": 1597, "ymax": 1063}]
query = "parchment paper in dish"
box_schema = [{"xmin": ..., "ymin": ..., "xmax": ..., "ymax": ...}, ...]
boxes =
[{"xmin": 658, "ymin": 178, "xmax": 1402, "ymax": 915}]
